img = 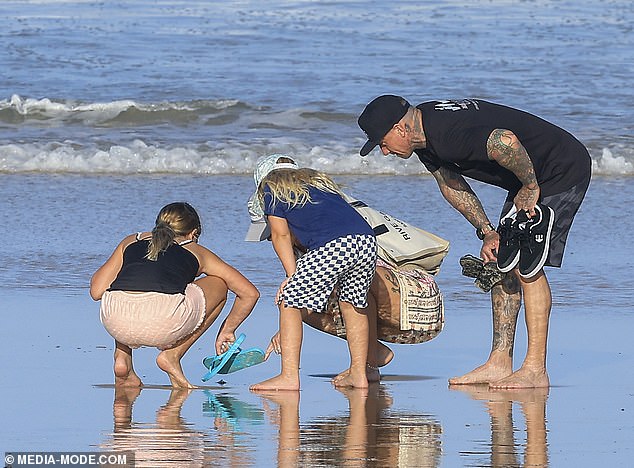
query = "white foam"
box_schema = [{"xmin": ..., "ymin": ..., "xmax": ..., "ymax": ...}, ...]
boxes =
[
  {"xmin": 1, "ymin": 139, "xmax": 631, "ymax": 177},
  {"xmin": 592, "ymin": 147, "xmax": 634, "ymax": 176},
  {"xmin": 1, "ymin": 95, "xmax": 241, "ymax": 125},
  {"xmin": 0, "ymin": 139, "xmax": 429, "ymax": 175},
  {"xmin": 4, "ymin": 94, "xmax": 136, "ymax": 122}
]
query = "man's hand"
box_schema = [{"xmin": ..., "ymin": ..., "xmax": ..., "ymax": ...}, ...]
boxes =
[
  {"xmin": 480, "ymin": 230, "xmax": 500, "ymax": 263},
  {"xmin": 513, "ymin": 184, "xmax": 540, "ymax": 217}
]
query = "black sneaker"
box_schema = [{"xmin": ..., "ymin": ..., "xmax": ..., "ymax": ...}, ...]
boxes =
[
  {"xmin": 496, "ymin": 206, "xmax": 523, "ymax": 272},
  {"xmin": 518, "ymin": 203, "xmax": 555, "ymax": 279}
]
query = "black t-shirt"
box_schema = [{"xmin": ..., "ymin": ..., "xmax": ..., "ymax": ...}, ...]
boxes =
[
  {"xmin": 108, "ymin": 240, "xmax": 200, "ymax": 294},
  {"xmin": 415, "ymin": 99, "xmax": 591, "ymax": 196}
]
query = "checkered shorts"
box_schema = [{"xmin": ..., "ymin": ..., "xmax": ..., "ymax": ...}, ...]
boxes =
[{"xmin": 282, "ymin": 234, "xmax": 377, "ymax": 312}]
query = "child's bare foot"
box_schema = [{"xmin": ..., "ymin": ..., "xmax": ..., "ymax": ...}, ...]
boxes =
[
  {"xmin": 332, "ymin": 370, "xmax": 368, "ymax": 389},
  {"xmin": 334, "ymin": 366, "xmax": 380, "ymax": 384},
  {"xmin": 332, "ymin": 368, "xmax": 350, "ymax": 385},
  {"xmin": 250, "ymin": 374, "xmax": 300, "ymax": 392},
  {"xmin": 156, "ymin": 350, "xmax": 196, "ymax": 389}
]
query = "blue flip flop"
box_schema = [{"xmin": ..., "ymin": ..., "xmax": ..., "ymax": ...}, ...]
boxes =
[{"xmin": 201, "ymin": 334, "xmax": 265, "ymax": 382}]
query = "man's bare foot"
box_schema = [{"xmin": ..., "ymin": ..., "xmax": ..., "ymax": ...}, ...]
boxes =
[
  {"xmin": 113, "ymin": 355, "xmax": 143, "ymax": 387},
  {"xmin": 156, "ymin": 350, "xmax": 196, "ymax": 389},
  {"xmin": 377, "ymin": 343, "xmax": 394, "ymax": 367},
  {"xmin": 449, "ymin": 361, "xmax": 513, "ymax": 386},
  {"xmin": 250, "ymin": 374, "xmax": 300, "ymax": 392},
  {"xmin": 489, "ymin": 367, "xmax": 550, "ymax": 389}
]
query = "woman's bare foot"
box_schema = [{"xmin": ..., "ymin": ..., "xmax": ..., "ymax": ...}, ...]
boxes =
[
  {"xmin": 156, "ymin": 350, "xmax": 196, "ymax": 389},
  {"xmin": 114, "ymin": 352, "xmax": 142, "ymax": 387},
  {"xmin": 449, "ymin": 361, "xmax": 513, "ymax": 386},
  {"xmin": 250, "ymin": 374, "xmax": 300, "ymax": 392},
  {"xmin": 377, "ymin": 342, "xmax": 394, "ymax": 367},
  {"xmin": 489, "ymin": 367, "xmax": 550, "ymax": 389}
]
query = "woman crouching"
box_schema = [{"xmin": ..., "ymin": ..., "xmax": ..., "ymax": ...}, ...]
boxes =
[{"xmin": 90, "ymin": 202, "xmax": 259, "ymax": 388}]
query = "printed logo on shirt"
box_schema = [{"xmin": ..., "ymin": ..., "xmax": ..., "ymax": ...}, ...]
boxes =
[{"xmin": 434, "ymin": 99, "xmax": 480, "ymax": 111}]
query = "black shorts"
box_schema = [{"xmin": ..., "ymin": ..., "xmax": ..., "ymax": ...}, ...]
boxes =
[{"xmin": 500, "ymin": 177, "xmax": 590, "ymax": 268}]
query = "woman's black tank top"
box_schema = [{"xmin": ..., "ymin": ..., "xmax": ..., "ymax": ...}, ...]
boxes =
[{"xmin": 108, "ymin": 239, "xmax": 200, "ymax": 294}]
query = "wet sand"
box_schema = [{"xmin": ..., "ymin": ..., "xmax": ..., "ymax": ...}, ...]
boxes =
[{"xmin": 0, "ymin": 285, "xmax": 632, "ymax": 467}]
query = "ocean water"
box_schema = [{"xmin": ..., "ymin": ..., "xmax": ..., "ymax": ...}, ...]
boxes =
[
  {"xmin": 1, "ymin": 1, "xmax": 633, "ymax": 467},
  {"xmin": 1, "ymin": 0, "xmax": 632, "ymax": 176}
]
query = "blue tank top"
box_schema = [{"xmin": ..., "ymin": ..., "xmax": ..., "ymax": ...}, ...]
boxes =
[{"xmin": 108, "ymin": 238, "xmax": 200, "ymax": 294}]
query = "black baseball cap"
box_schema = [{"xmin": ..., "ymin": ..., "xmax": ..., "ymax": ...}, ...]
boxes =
[{"xmin": 358, "ymin": 95, "xmax": 410, "ymax": 156}]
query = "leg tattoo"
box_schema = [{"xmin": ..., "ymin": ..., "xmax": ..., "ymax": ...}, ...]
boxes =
[{"xmin": 491, "ymin": 273, "xmax": 521, "ymax": 357}]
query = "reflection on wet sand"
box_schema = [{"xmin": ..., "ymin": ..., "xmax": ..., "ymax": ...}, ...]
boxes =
[
  {"xmin": 258, "ymin": 385, "xmax": 442, "ymax": 467},
  {"xmin": 102, "ymin": 385, "xmax": 443, "ymax": 466},
  {"xmin": 103, "ymin": 387, "xmax": 265, "ymax": 467},
  {"xmin": 452, "ymin": 385, "xmax": 549, "ymax": 468},
  {"xmin": 104, "ymin": 387, "xmax": 206, "ymax": 467}
]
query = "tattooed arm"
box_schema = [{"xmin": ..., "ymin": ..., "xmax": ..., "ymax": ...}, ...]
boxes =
[
  {"xmin": 487, "ymin": 129, "xmax": 540, "ymax": 216},
  {"xmin": 431, "ymin": 166, "xmax": 499, "ymax": 262}
]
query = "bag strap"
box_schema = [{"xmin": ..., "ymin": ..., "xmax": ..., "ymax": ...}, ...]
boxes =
[{"xmin": 349, "ymin": 200, "xmax": 390, "ymax": 235}]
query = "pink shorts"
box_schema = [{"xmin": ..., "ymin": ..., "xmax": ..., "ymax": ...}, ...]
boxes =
[{"xmin": 100, "ymin": 283, "xmax": 206, "ymax": 350}]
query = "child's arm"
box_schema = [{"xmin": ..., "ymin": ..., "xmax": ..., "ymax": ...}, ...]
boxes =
[{"xmin": 268, "ymin": 215, "xmax": 297, "ymax": 277}]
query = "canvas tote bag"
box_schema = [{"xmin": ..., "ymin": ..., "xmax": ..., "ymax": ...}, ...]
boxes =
[{"xmin": 343, "ymin": 194, "xmax": 450, "ymax": 275}]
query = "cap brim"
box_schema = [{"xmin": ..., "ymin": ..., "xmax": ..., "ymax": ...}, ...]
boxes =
[
  {"xmin": 360, "ymin": 139, "xmax": 378, "ymax": 156},
  {"xmin": 244, "ymin": 221, "xmax": 271, "ymax": 242}
]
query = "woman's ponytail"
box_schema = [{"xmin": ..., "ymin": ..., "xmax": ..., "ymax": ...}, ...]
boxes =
[
  {"xmin": 145, "ymin": 202, "xmax": 201, "ymax": 261},
  {"xmin": 146, "ymin": 221, "xmax": 176, "ymax": 261}
]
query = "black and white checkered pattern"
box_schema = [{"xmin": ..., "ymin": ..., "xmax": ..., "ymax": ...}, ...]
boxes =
[{"xmin": 283, "ymin": 234, "xmax": 377, "ymax": 312}]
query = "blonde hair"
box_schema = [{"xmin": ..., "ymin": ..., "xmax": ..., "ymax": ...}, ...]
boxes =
[
  {"xmin": 258, "ymin": 168, "xmax": 342, "ymax": 210},
  {"xmin": 146, "ymin": 202, "xmax": 202, "ymax": 261}
]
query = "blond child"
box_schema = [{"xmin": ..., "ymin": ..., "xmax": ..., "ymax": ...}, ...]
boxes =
[{"xmin": 249, "ymin": 168, "xmax": 377, "ymax": 391}]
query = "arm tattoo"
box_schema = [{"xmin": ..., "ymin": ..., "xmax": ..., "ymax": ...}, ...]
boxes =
[
  {"xmin": 433, "ymin": 167, "xmax": 491, "ymax": 228},
  {"xmin": 487, "ymin": 129, "xmax": 537, "ymax": 188}
]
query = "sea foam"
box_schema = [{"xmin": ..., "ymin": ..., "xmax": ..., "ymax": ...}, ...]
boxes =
[{"xmin": 1, "ymin": 140, "xmax": 630, "ymax": 176}]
